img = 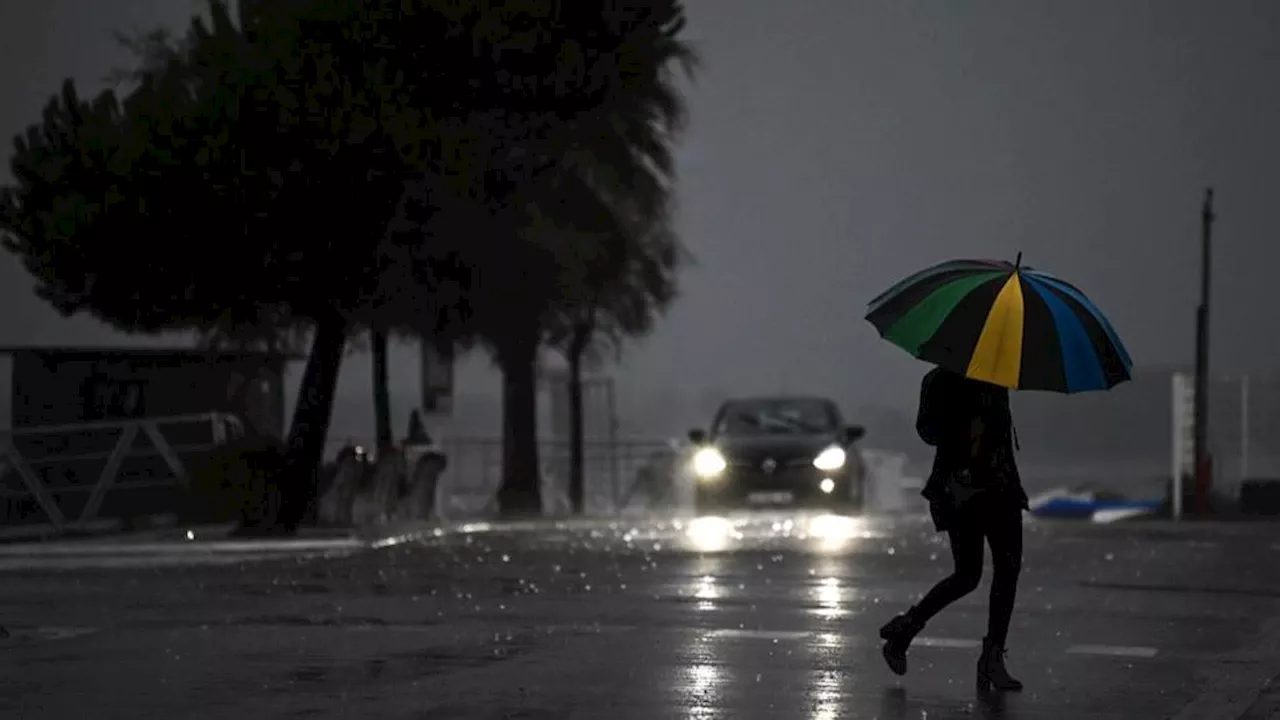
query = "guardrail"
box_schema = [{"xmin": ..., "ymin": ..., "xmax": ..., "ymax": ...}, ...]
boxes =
[{"xmin": 0, "ymin": 412, "xmax": 246, "ymax": 531}]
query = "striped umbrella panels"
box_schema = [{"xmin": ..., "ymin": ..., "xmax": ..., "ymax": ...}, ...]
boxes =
[{"xmin": 866, "ymin": 256, "xmax": 1132, "ymax": 393}]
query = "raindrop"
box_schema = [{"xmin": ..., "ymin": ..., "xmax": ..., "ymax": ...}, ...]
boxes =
[
  {"xmin": 502, "ymin": 554, "xmax": 510, "ymax": 563},
  {"xmin": 1105, "ymin": 552, "xmax": 1115, "ymax": 561},
  {"xmin": 887, "ymin": 546, "xmax": 897, "ymax": 555}
]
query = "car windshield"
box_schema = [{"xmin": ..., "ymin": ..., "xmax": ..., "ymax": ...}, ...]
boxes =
[{"xmin": 713, "ymin": 399, "xmax": 837, "ymax": 437}]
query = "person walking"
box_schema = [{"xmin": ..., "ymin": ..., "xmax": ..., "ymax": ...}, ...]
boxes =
[{"xmin": 878, "ymin": 366, "xmax": 1029, "ymax": 692}]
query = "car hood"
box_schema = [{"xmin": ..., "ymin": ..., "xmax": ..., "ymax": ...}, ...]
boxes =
[{"xmin": 714, "ymin": 434, "xmax": 842, "ymax": 462}]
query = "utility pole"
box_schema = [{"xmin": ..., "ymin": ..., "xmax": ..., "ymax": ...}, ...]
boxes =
[{"xmin": 1192, "ymin": 188, "xmax": 1215, "ymax": 516}]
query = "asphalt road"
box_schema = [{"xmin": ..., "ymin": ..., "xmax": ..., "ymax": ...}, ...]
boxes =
[{"xmin": 1, "ymin": 512, "xmax": 1279, "ymax": 719}]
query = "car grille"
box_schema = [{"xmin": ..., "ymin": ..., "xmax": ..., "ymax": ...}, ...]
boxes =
[
  {"xmin": 726, "ymin": 449, "xmax": 814, "ymax": 471},
  {"xmin": 723, "ymin": 454, "xmax": 826, "ymax": 491}
]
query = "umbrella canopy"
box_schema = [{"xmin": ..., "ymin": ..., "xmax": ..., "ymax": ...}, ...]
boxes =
[{"xmin": 866, "ymin": 257, "xmax": 1132, "ymax": 393}]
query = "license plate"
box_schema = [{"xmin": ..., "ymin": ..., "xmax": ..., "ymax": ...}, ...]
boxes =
[{"xmin": 747, "ymin": 491, "xmax": 794, "ymax": 505}]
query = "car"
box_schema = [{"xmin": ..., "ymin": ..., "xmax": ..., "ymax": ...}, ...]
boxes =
[{"xmin": 687, "ymin": 396, "xmax": 867, "ymax": 512}]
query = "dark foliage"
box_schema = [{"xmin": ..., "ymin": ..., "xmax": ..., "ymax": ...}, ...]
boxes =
[{"xmin": 0, "ymin": 0, "xmax": 693, "ymax": 525}]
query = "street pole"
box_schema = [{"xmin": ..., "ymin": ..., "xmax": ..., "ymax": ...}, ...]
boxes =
[
  {"xmin": 1241, "ymin": 374, "xmax": 1250, "ymax": 482},
  {"xmin": 1192, "ymin": 188, "xmax": 1215, "ymax": 516}
]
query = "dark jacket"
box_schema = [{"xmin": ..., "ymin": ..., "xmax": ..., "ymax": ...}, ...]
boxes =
[{"xmin": 917, "ymin": 368, "xmax": 1029, "ymax": 531}]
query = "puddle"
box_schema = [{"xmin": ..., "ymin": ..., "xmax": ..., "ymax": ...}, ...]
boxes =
[{"xmin": 252, "ymin": 628, "xmax": 545, "ymax": 694}]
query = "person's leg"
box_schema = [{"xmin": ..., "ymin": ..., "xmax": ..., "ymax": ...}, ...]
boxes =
[
  {"xmin": 983, "ymin": 501, "xmax": 1023, "ymax": 646},
  {"xmin": 880, "ymin": 515, "xmax": 985, "ymax": 675},
  {"xmin": 977, "ymin": 498, "xmax": 1024, "ymax": 691},
  {"xmin": 912, "ymin": 519, "xmax": 986, "ymax": 623}
]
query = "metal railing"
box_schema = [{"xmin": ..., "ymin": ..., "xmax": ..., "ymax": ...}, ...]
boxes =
[
  {"xmin": 435, "ymin": 437, "xmax": 680, "ymax": 516},
  {"xmin": 0, "ymin": 412, "xmax": 245, "ymax": 531}
]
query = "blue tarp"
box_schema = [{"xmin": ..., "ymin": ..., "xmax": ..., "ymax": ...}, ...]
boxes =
[{"xmin": 1029, "ymin": 489, "xmax": 1163, "ymax": 521}]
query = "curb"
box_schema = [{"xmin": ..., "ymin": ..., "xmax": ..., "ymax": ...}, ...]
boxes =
[
  {"xmin": 1173, "ymin": 614, "xmax": 1280, "ymax": 720},
  {"xmin": 365, "ymin": 515, "xmax": 683, "ymax": 547}
]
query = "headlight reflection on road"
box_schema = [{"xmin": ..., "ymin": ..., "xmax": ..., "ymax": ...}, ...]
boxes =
[
  {"xmin": 809, "ymin": 669, "xmax": 843, "ymax": 720},
  {"xmin": 694, "ymin": 574, "xmax": 719, "ymax": 611},
  {"xmin": 813, "ymin": 577, "xmax": 844, "ymax": 620},
  {"xmin": 685, "ymin": 516, "xmax": 740, "ymax": 552},
  {"xmin": 807, "ymin": 514, "xmax": 863, "ymax": 552}
]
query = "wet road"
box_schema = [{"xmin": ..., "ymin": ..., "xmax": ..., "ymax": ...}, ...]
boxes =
[{"xmin": 1, "ymin": 512, "xmax": 1279, "ymax": 719}]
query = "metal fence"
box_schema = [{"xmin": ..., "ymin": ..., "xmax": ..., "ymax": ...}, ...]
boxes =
[
  {"xmin": 0, "ymin": 412, "xmax": 245, "ymax": 530},
  {"xmin": 434, "ymin": 436, "xmax": 680, "ymax": 517}
]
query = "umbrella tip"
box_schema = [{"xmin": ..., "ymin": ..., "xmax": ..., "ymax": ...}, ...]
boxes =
[{"xmin": 1014, "ymin": 251, "xmax": 1022, "ymax": 269}]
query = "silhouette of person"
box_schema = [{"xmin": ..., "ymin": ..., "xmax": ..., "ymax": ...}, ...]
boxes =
[
  {"xmin": 879, "ymin": 366, "xmax": 1029, "ymax": 693},
  {"xmin": 405, "ymin": 409, "xmax": 431, "ymax": 446}
]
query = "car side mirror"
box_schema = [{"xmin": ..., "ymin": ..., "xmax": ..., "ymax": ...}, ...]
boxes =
[
  {"xmin": 842, "ymin": 425, "xmax": 866, "ymax": 444},
  {"xmin": 687, "ymin": 428, "xmax": 707, "ymax": 445}
]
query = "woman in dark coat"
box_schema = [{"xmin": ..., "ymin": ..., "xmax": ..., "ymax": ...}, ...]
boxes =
[{"xmin": 879, "ymin": 366, "xmax": 1029, "ymax": 692}]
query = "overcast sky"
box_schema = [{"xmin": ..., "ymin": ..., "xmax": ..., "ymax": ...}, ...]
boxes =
[{"xmin": 2, "ymin": 0, "xmax": 1278, "ymax": 423}]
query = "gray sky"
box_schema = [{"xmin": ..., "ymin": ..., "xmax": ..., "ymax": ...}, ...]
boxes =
[{"xmin": 2, "ymin": 0, "xmax": 1279, "ymax": 427}]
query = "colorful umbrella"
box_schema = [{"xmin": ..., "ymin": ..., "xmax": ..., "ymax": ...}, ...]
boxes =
[{"xmin": 865, "ymin": 255, "xmax": 1132, "ymax": 393}]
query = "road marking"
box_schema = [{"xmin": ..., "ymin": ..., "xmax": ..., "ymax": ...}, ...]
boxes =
[
  {"xmin": 1066, "ymin": 644, "xmax": 1158, "ymax": 658},
  {"xmin": 914, "ymin": 636, "xmax": 982, "ymax": 649}
]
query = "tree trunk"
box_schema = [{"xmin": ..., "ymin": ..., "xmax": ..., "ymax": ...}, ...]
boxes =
[
  {"xmin": 272, "ymin": 315, "xmax": 348, "ymax": 533},
  {"xmin": 567, "ymin": 326, "xmax": 590, "ymax": 515},
  {"xmin": 372, "ymin": 328, "xmax": 393, "ymax": 454},
  {"xmin": 496, "ymin": 330, "xmax": 542, "ymax": 517}
]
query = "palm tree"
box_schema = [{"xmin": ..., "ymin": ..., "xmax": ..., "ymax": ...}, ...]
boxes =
[{"xmin": 484, "ymin": 1, "xmax": 697, "ymax": 515}]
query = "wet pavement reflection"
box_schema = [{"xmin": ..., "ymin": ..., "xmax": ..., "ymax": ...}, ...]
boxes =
[{"xmin": 0, "ymin": 511, "xmax": 1276, "ymax": 718}]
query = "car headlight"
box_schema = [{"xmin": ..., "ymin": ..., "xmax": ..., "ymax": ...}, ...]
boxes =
[
  {"xmin": 692, "ymin": 447, "xmax": 727, "ymax": 478},
  {"xmin": 813, "ymin": 446, "xmax": 847, "ymax": 471}
]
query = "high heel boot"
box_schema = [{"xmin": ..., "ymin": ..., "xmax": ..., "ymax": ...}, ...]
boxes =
[
  {"xmin": 976, "ymin": 636, "xmax": 1023, "ymax": 692},
  {"xmin": 878, "ymin": 609, "xmax": 923, "ymax": 676}
]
